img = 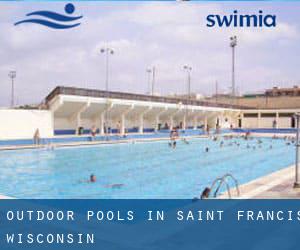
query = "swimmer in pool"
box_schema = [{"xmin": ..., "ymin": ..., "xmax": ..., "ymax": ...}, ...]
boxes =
[
  {"xmin": 90, "ymin": 174, "xmax": 96, "ymax": 183},
  {"xmin": 79, "ymin": 174, "xmax": 96, "ymax": 184},
  {"xmin": 205, "ymin": 147, "xmax": 209, "ymax": 153},
  {"xmin": 200, "ymin": 187, "xmax": 211, "ymax": 199},
  {"xmin": 182, "ymin": 138, "xmax": 190, "ymax": 144},
  {"xmin": 106, "ymin": 184, "xmax": 124, "ymax": 189}
]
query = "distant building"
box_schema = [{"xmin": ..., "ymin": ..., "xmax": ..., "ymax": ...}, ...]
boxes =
[
  {"xmin": 202, "ymin": 85, "xmax": 300, "ymax": 109},
  {"xmin": 211, "ymin": 94, "xmax": 232, "ymax": 99},
  {"xmin": 167, "ymin": 93, "xmax": 204, "ymax": 100},
  {"xmin": 242, "ymin": 93, "xmax": 265, "ymax": 98},
  {"xmin": 265, "ymin": 86, "xmax": 300, "ymax": 97}
]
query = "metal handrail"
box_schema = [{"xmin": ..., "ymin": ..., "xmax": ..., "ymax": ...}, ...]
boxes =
[
  {"xmin": 210, "ymin": 177, "xmax": 232, "ymax": 198},
  {"xmin": 209, "ymin": 173, "xmax": 240, "ymax": 198},
  {"xmin": 222, "ymin": 173, "xmax": 240, "ymax": 197}
]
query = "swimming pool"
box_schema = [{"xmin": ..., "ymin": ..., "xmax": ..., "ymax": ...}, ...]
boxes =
[{"xmin": 0, "ymin": 136, "xmax": 295, "ymax": 198}]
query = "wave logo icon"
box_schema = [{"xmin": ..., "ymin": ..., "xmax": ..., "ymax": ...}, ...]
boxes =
[{"xmin": 14, "ymin": 3, "xmax": 82, "ymax": 29}]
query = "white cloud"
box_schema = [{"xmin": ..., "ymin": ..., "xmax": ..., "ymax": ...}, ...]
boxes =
[{"xmin": 0, "ymin": 2, "xmax": 300, "ymax": 106}]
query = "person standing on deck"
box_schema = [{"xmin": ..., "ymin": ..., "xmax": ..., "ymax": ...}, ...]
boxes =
[{"xmin": 33, "ymin": 128, "xmax": 41, "ymax": 145}]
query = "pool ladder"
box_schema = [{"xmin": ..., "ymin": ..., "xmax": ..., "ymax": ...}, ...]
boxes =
[{"xmin": 209, "ymin": 173, "xmax": 240, "ymax": 199}]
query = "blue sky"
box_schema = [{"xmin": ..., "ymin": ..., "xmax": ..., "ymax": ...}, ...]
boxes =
[{"xmin": 0, "ymin": 1, "xmax": 300, "ymax": 106}]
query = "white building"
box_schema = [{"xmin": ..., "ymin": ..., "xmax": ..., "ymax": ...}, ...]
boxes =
[
  {"xmin": 47, "ymin": 87, "xmax": 239, "ymax": 136},
  {"xmin": 0, "ymin": 86, "xmax": 299, "ymax": 140}
]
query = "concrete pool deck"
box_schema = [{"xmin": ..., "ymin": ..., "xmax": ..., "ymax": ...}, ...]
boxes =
[
  {"xmin": 0, "ymin": 133, "xmax": 220, "ymax": 151},
  {"xmin": 219, "ymin": 165, "xmax": 300, "ymax": 199},
  {"xmin": 0, "ymin": 132, "xmax": 295, "ymax": 151},
  {"xmin": 0, "ymin": 194, "xmax": 14, "ymax": 199}
]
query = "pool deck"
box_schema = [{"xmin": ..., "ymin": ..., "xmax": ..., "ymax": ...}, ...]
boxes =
[
  {"xmin": 0, "ymin": 131, "xmax": 296, "ymax": 151},
  {"xmin": 0, "ymin": 194, "xmax": 14, "ymax": 199},
  {"xmin": 219, "ymin": 165, "xmax": 300, "ymax": 199},
  {"xmin": 0, "ymin": 134, "xmax": 212, "ymax": 151}
]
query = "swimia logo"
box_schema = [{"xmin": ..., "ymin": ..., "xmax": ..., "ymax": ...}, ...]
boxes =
[
  {"xmin": 14, "ymin": 3, "xmax": 83, "ymax": 29},
  {"xmin": 206, "ymin": 10, "xmax": 276, "ymax": 28}
]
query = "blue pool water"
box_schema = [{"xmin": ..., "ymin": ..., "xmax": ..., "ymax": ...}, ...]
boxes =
[{"xmin": 0, "ymin": 137, "xmax": 295, "ymax": 199}]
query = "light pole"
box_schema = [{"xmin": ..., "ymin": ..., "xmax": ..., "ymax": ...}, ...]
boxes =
[
  {"xmin": 146, "ymin": 66, "xmax": 156, "ymax": 95},
  {"xmin": 215, "ymin": 80, "xmax": 218, "ymax": 103},
  {"xmin": 8, "ymin": 71, "xmax": 16, "ymax": 108},
  {"xmin": 146, "ymin": 68, "xmax": 152, "ymax": 95},
  {"xmin": 183, "ymin": 65, "xmax": 192, "ymax": 102},
  {"xmin": 100, "ymin": 47, "xmax": 114, "ymax": 136},
  {"xmin": 230, "ymin": 36, "xmax": 237, "ymax": 98},
  {"xmin": 183, "ymin": 65, "xmax": 192, "ymax": 130},
  {"xmin": 152, "ymin": 66, "xmax": 156, "ymax": 96},
  {"xmin": 100, "ymin": 47, "xmax": 114, "ymax": 93},
  {"xmin": 294, "ymin": 113, "xmax": 300, "ymax": 188}
]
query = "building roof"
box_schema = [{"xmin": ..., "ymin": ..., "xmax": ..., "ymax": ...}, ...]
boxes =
[{"xmin": 45, "ymin": 86, "xmax": 251, "ymax": 110}]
